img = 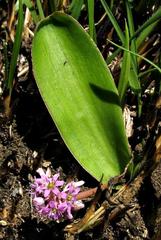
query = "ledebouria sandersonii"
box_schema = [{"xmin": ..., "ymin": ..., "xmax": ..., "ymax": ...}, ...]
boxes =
[{"xmin": 31, "ymin": 168, "xmax": 85, "ymax": 222}]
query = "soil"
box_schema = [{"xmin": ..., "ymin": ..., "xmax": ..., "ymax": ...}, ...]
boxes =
[{"xmin": 0, "ymin": 2, "xmax": 161, "ymax": 240}]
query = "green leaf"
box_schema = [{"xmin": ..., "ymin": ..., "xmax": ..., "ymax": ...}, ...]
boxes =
[
  {"xmin": 107, "ymin": 39, "xmax": 161, "ymax": 76},
  {"xmin": 87, "ymin": 0, "xmax": 96, "ymax": 41},
  {"xmin": 32, "ymin": 12, "xmax": 131, "ymax": 183},
  {"xmin": 100, "ymin": 0, "xmax": 125, "ymax": 44},
  {"xmin": 125, "ymin": 0, "xmax": 142, "ymax": 115},
  {"xmin": 132, "ymin": 6, "xmax": 161, "ymax": 48},
  {"xmin": 7, "ymin": 0, "xmax": 24, "ymax": 93},
  {"xmin": 118, "ymin": 22, "xmax": 130, "ymax": 107},
  {"xmin": 23, "ymin": 0, "xmax": 40, "ymax": 24},
  {"xmin": 36, "ymin": 0, "xmax": 45, "ymax": 20},
  {"xmin": 69, "ymin": 0, "xmax": 84, "ymax": 20},
  {"xmin": 106, "ymin": 48, "xmax": 121, "ymax": 65},
  {"xmin": 136, "ymin": 20, "xmax": 159, "ymax": 49},
  {"xmin": 48, "ymin": 0, "xmax": 57, "ymax": 13}
]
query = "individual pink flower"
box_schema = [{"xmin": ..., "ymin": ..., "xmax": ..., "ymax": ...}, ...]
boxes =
[{"xmin": 34, "ymin": 168, "xmax": 64, "ymax": 198}]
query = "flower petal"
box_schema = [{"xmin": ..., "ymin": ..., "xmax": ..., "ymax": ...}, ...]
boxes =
[
  {"xmin": 36, "ymin": 168, "xmax": 45, "ymax": 176},
  {"xmin": 44, "ymin": 189, "xmax": 50, "ymax": 198},
  {"xmin": 73, "ymin": 180, "xmax": 85, "ymax": 188},
  {"xmin": 33, "ymin": 197, "xmax": 44, "ymax": 206},
  {"xmin": 46, "ymin": 168, "xmax": 52, "ymax": 177},
  {"xmin": 74, "ymin": 200, "xmax": 85, "ymax": 210}
]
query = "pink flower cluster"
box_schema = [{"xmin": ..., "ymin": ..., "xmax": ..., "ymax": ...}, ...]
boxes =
[{"xmin": 31, "ymin": 168, "xmax": 84, "ymax": 221}]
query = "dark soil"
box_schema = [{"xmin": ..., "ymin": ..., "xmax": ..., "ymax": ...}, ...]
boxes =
[
  {"xmin": 0, "ymin": 2, "xmax": 161, "ymax": 240},
  {"xmin": 0, "ymin": 85, "xmax": 91, "ymax": 240}
]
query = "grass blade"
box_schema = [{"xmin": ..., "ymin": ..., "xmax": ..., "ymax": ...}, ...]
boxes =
[
  {"xmin": 126, "ymin": 1, "xmax": 137, "ymax": 66},
  {"xmin": 136, "ymin": 20, "xmax": 159, "ymax": 49},
  {"xmin": 106, "ymin": 48, "xmax": 121, "ymax": 65},
  {"xmin": 48, "ymin": 0, "xmax": 57, "ymax": 13},
  {"xmin": 125, "ymin": 0, "xmax": 141, "ymax": 115},
  {"xmin": 69, "ymin": 0, "xmax": 84, "ymax": 20},
  {"xmin": 107, "ymin": 39, "xmax": 161, "ymax": 75},
  {"xmin": 132, "ymin": 6, "xmax": 161, "ymax": 40},
  {"xmin": 100, "ymin": 0, "xmax": 125, "ymax": 44},
  {"xmin": 118, "ymin": 22, "xmax": 130, "ymax": 107},
  {"xmin": 36, "ymin": 0, "xmax": 45, "ymax": 20},
  {"xmin": 7, "ymin": 0, "xmax": 24, "ymax": 93},
  {"xmin": 23, "ymin": 0, "xmax": 40, "ymax": 24},
  {"xmin": 87, "ymin": 0, "xmax": 96, "ymax": 41}
]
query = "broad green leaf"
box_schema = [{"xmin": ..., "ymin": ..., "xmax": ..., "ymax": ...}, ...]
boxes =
[{"xmin": 32, "ymin": 12, "xmax": 131, "ymax": 183}]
